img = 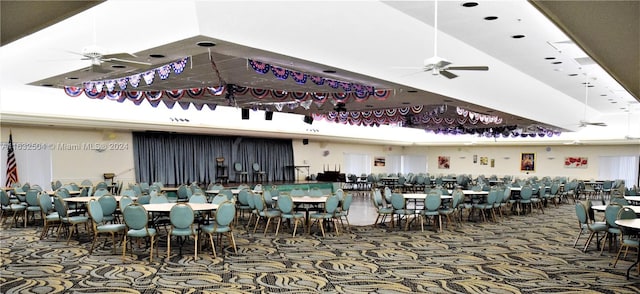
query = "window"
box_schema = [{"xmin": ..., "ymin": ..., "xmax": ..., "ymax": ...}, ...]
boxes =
[
  {"xmin": 598, "ymin": 155, "xmax": 639, "ymax": 188},
  {"xmin": 343, "ymin": 153, "xmax": 371, "ymax": 176}
]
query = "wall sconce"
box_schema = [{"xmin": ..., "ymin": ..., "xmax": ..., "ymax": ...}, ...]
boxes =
[
  {"xmin": 503, "ymin": 156, "xmax": 510, "ymax": 160},
  {"xmin": 547, "ymin": 156, "xmax": 555, "ymax": 160}
]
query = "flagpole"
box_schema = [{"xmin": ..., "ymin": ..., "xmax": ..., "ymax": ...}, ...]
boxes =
[{"xmin": 5, "ymin": 131, "xmax": 19, "ymax": 187}]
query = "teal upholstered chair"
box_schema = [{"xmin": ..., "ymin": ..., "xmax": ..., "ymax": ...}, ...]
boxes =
[
  {"xmin": 309, "ymin": 195, "xmax": 340, "ymax": 237},
  {"xmin": 200, "ymin": 201, "xmax": 237, "ymax": 258},
  {"xmin": 167, "ymin": 203, "xmax": 198, "ymax": 259},
  {"xmin": 335, "ymin": 193, "xmax": 354, "ymax": 232},
  {"xmin": 371, "ymin": 188, "xmax": 393, "ymax": 226},
  {"xmin": 420, "ymin": 191, "xmax": 442, "ymax": 232},
  {"xmin": 98, "ymin": 195, "xmax": 118, "ymax": 223},
  {"xmin": 612, "ymin": 207, "xmax": 639, "ymax": 272},
  {"xmin": 1, "ymin": 189, "xmax": 26, "ymax": 227},
  {"xmin": 25, "ymin": 189, "xmax": 42, "ymax": 225},
  {"xmin": 86, "ymin": 199, "xmax": 126, "ymax": 254},
  {"xmin": 253, "ymin": 192, "xmax": 281, "ymax": 235},
  {"xmin": 234, "ymin": 162, "xmax": 248, "ymax": 183},
  {"xmin": 574, "ymin": 201, "xmax": 607, "ymax": 252},
  {"xmin": 600, "ymin": 203, "xmax": 623, "ymax": 255},
  {"xmin": 276, "ymin": 194, "xmax": 305, "ymax": 236},
  {"xmin": 122, "ymin": 203, "xmax": 157, "ymax": 262},
  {"xmin": 38, "ymin": 192, "xmax": 59, "ymax": 239},
  {"xmin": 53, "ymin": 195, "xmax": 89, "ymax": 244}
]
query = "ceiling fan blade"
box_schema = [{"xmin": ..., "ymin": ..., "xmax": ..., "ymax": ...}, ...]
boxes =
[
  {"xmin": 440, "ymin": 70, "xmax": 458, "ymax": 79},
  {"xmin": 446, "ymin": 66, "xmax": 489, "ymax": 71},
  {"xmin": 104, "ymin": 58, "xmax": 152, "ymax": 67},
  {"xmin": 102, "ymin": 52, "xmax": 138, "ymax": 59}
]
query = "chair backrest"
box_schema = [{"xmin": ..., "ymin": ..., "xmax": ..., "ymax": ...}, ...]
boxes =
[
  {"xmin": 189, "ymin": 193, "xmax": 207, "ymax": 204},
  {"xmin": 119, "ymin": 195, "xmax": 133, "ymax": 212},
  {"xmin": 253, "ymin": 184, "xmax": 263, "ymax": 191},
  {"xmin": 122, "ymin": 189, "xmax": 136, "ymax": 198},
  {"xmin": 617, "ymin": 207, "xmax": 637, "ymax": 220},
  {"xmin": 424, "ymin": 192, "xmax": 442, "ymax": 211},
  {"xmin": 38, "ymin": 192, "xmax": 53, "ymax": 214},
  {"xmin": 234, "ymin": 162, "xmax": 243, "ymax": 172},
  {"xmin": 94, "ymin": 188, "xmax": 110, "ymax": 197},
  {"xmin": 87, "ymin": 199, "xmax": 104, "ymax": 224},
  {"xmin": 575, "ymin": 202, "xmax": 588, "ymax": 225},
  {"xmin": 53, "ymin": 195, "xmax": 68, "ymax": 218},
  {"xmin": 252, "ymin": 163, "xmax": 260, "ymax": 172},
  {"xmin": 390, "ymin": 193, "xmax": 406, "ymax": 210},
  {"xmin": 604, "ymin": 203, "xmax": 623, "ymax": 228},
  {"xmin": 0, "ymin": 189, "xmax": 9, "ymax": 206},
  {"xmin": 611, "ymin": 197, "xmax": 629, "ymax": 206},
  {"xmin": 81, "ymin": 179, "xmax": 92, "ymax": 186},
  {"xmin": 137, "ymin": 195, "xmax": 151, "ymax": 205},
  {"xmin": 218, "ymin": 189, "xmax": 234, "ymax": 200},
  {"xmin": 55, "ymin": 187, "xmax": 70, "ymax": 198},
  {"xmin": 95, "ymin": 182, "xmax": 108, "ymax": 190},
  {"xmin": 123, "ymin": 203, "xmax": 149, "ymax": 230},
  {"xmin": 177, "ymin": 185, "xmax": 191, "ymax": 200},
  {"xmin": 324, "ymin": 195, "xmax": 340, "ymax": 214},
  {"xmin": 216, "ymin": 201, "xmax": 236, "ymax": 227},
  {"xmin": 277, "ymin": 194, "xmax": 295, "ymax": 214},
  {"xmin": 334, "ymin": 189, "xmax": 345, "ymax": 201},
  {"xmin": 169, "ymin": 203, "xmax": 195, "ymax": 230},
  {"xmin": 264, "ymin": 190, "xmax": 274, "ymax": 207},
  {"xmin": 150, "ymin": 195, "xmax": 169, "ymax": 204},
  {"xmin": 253, "ymin": 193, "xmax": 265, "ymax": 211},
  {"xmin": 238, "ymin": 189, "xmax": 250, "ymax": 205},
  {"xmin": 341, "ymin": 193, "xmax": 353, "ymax": 211},
  {"xmin": 210, "ymin": 194, "xmax": 227, "ymax": 205},
  {"xmin": 520, "ymin": 186, "xmax": 533, "ymax": 200},
  {"xmin": 98, "ymin": 195, "xmax": 118, "ymax": 217},
  {"xmin": 26, "ymin": 189, "xmax": 40, "ymax": 206}
]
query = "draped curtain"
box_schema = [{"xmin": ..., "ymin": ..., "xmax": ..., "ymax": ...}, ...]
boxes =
[{"xmin": 133, "ymin": 132, "xmax": 294, "ymax": 186}]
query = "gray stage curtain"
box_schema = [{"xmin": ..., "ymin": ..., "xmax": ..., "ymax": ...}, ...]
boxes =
[{"xmin": 132, "ymin": 132, "xmax": 294, "ymax": 186}]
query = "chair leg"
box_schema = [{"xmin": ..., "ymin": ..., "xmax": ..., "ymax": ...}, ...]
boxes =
[{"xmin": 573, "ymin": 228, "xmax": 584, "ymax": 247}]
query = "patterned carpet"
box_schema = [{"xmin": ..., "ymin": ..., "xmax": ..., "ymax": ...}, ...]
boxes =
[{"xmin": 1, "ymin": 201, "xmax": 639, "ymax": 293}]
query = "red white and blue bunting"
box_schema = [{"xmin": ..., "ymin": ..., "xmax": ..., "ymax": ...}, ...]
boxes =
[
  {"xmin": 248, "ymin": 59, "xmax": 379, "ymax": 96},
  {"xmin": 79, "ymin": 57, "xmax": 190, "ymax": 92}
]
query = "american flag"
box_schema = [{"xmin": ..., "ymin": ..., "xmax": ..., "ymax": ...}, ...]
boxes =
[{"xmin": 4, "ymin": 132, "xmax": 19, "ymax": 187}]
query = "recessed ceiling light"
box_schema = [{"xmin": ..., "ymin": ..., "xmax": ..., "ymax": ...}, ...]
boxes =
[
  {"xmin": 41, "ymin": 84, "xmax": 53, "ymax": 87},
  {"xmin": 149, "ymin": 54, "xmax": 165, "ymax": 58},
  {"xmin": 551, "ymin": 61, "xmax": 562, "ymax": 64},
  {"xmin": 196, "ymin": 41, "xmax": 216, "ymax": 47},
  {"xmin": 322, "ymin": 69, "xmax": 337, "ymax": 74},
  {"xmin": 545, "ymin": 57, "xmax": 556, "ymax": 60},
  {"xmin": 111, "ymin": 65, "xmax": 125, "ymax": 69},
  {"xmin": 600, "ymin": 94, "xmax": 607, "ymax": 96},
  {"xmin": 462, "ymin": 2, "xmax": 479, "ymax": 8},
  {"xmin": 484, "ymin": 16, "xmax": 498, "ymax": 21},
  {"xmin": 611, "ymin": 101, "xmax": 618, "ymax": 104},
  {"xmin": 568, "ymin": 73, "xmax": 578, "ymax": 76},
  {"xmin": 512, "ymin": 34, "xmax": 525, "ymax": 39}
]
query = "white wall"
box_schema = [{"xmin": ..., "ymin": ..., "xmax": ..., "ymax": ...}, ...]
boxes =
[
  {"xmin": 2, "ymin": 125, "xmax": 638, "ymax": 187},
  {"xmin": 1, "ymin": 126, "xmax": 135, "ymax": 188}
]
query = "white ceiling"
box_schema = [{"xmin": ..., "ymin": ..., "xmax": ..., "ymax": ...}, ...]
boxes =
[{"xmin": 1, "ymin": 0, "xmax": 638, "ymax": 145}]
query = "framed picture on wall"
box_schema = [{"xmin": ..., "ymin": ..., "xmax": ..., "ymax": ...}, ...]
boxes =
[
  {"xmin": 564, "ymin": 156, "xmax": 588, "ymax": 168},
  {"xmin": 480, "ymin": 156, "xmax": 488, "ymax": 165},
  {"xmin": 374, "ymin": 157, "xmax": 385, "ymax": 167},
  {"xmin": 520, "ymin": 153, "xmax": 535, "ymax": 172},
  {"xmin": 438, "ymin": 156, "xmax": 450, "ymax": 169}
]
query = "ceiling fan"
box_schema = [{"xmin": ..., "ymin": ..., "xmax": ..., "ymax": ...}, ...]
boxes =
[
  {"xmin": 70, "ymin": 45, "xmax": 152, "ymax": 73},
  {"xmin": 421, "ymin": 0, "xmax": 489, "ymax": 79},
  {"xmin": 578, "ymin": 75, "xmax": 607, "ymax": 127}
]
